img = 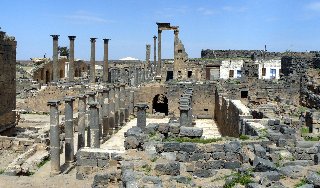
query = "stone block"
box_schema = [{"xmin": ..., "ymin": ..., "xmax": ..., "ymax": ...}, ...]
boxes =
[
  {"xmin": 97, "ymin": 159, "xmax": 109, "ymax": 168},
  {"xmin": 169, "ymin": 123, "xmax": 180, "ymax": 134},
  {"xmin": 158, "ymin": 123, "xmax": 169, "ymax": 134},
  {"xmin": 161, "ymin": 152, "xmax": 176, "ymax": 161},
  {"xmin": 279, "ymin": 165, "xmax": 304, "ymax": 179},
  {"xmin": 163, "ymin": 142, "xmax": 180, "ymax": 152},
  {"xmin": 253, "ymin": 157, "xmax": 276, "ymax": 172},
  {"xmin": 180, "ymin": 142, "xmax": 196, "ymax": 153},
  {"xmin": 193, "ymin": 169, "xmax": 216, "ymax": 178},
  {"xmin": 205, "ymin": 160, "xmax": 224, "ymax": 169},
  {"xmin": 314, "ymin": 153, "xmax": 320, "ymax": 165},
  {"xmin": 306, "ymin": 172, "xmax": 320, "ymax": 187},
  {"xmin": 176, "ymin": 151, "xmax": 189, "ymax": 162},
  {"xmin": 179, "ymin": 127, "xmax": 203, "ymax": 137},
  {"xmin": 254, "ymin": 144, "xmax": 267, "ymax": 158},
  {"xmin": 224, "ymin": 141, "xmax": 241, "ymax": 153},
  {"xmin": 155, "ymin": 162, "xmax": 180, "ymax": 176},
  {"xmin": 145, "ymin": 123, "xmax": 159, "ymax": 134},
  {"xmin": 212, "ymin": 151, "xmax": 226, "ymax": 160},
  {"xmin": 224, "ymin": 161, "xmax": 241, "ymax": 169},
  {"xmin": 124, "ymin": 136, "xmax": 140, "ymax": 150}
]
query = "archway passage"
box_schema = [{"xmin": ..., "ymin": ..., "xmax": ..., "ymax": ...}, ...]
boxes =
[{"xmin": 152, "ymin": 94, "xmax": 168, "ymax": 115}]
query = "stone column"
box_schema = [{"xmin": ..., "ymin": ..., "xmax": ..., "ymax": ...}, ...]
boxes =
[
  {"xmin": 64, "ymin": 96, "xmax": 75, "ymax": 163},
  {"xmin": 102, "ymin": 88, "xmax": 110, "ymax": 138},
  {"xmin": 90, "ymin": 38, "xmax": 97, "ymax": 83},
  {"xmin": 129, "ymin": 91, "xmax": 135, "ymax": 115},
  {"xmin": 146, "ymin": 44, "xmax": 151, "ymax": 74},
  {"xmin": 134, "ymin": 103, "xmax": 149, "ymax": 130},
  {"xmin": 173, "ymin": 30, "xmax": 179, "ymax": 79},
  {"xmin": 153, "ymin": 35, "xmax": 157, "ymax": 75},
  {"xmin": 179, "ymin": 105, "xmax": 190, "ymax": 127},
  {"xmin": 68, "ymin": 36, "xmax": 76, "ymax": 82},
  {"xmin": 157, "ymin": 30, "xmax": 162, "ymax": 76},
  {"xmin": 114, "ymin": 84, "xmax": 120, "ymax": 129},
  {"xmin": 77, "ymin": 94, "xmax": 86, "ymax": 149},
  {"xmin": 88, "ymin": 102, "xmax": 100, "ymax": 148},
  {"xmin": 48, "ymin": 100, "xmax": 61, "ymax": 175},
  {"xmin": 97, "ymin": 89, "xmax": 104, "ymax": 140},
  {"xmin": 103, "ymin": 39, "xmax": 110, "ymax": 83},
  {"xmin": 51, "ymin": 35, "xmax": 59, "ymax": 82},
  {"xmin": 108, "ymin": 85, "xmax": 115, "ymax": 135},
  {"xmin": 86, "ymin": 91, "xmax": 96, "ymax": 147},
  {"xmin": 119, "ymin": 84, "xmax": 126, "ymax": 127}
]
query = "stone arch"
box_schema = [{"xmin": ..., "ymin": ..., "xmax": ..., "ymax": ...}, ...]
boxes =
[{"xmin": 152, "ymin": 94, "xmax": 168, "ymax": 115}]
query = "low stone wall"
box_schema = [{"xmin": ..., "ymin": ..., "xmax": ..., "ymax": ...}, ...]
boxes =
[
  {"xmin": 0, "ymin": 136, "xmax": 35, "ymax": 151},
  {"xmin": 214, "ymin": 94, "xmax": 252, "ymax": 137}
]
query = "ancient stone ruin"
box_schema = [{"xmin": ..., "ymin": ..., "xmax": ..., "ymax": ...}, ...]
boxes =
[{"xmin": 0, "ymin": 22, "xmax": 320, "ymax": 188}]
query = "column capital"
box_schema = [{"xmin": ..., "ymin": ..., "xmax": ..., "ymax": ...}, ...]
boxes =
[
  {"xmin": 134, "ymin": 103, "xmax": 149, "ymax": 110},
  {"xmin": 68, "ymin": 36, "xmax": 76, "ymax": 40},
  {"xmin": 86, "ymin": 91, "xmax": 97, "ymax": 97},
  {"xmin": 153, "ymin": 35, "xmax": 157, "ymax": 39},
  {"xmin": 88, "ymin": 102, "xmax": 99, "ymax": 108},
  {"xmin": 50, "ymin": 35, "xmax": 60, "ymax": 40},
  {"xmin": 47, "ymin": 99, "xmax": 61, "ymax": 106},
  {"xmin": 90, "ymin": 38, "xmax": 97, "ymax": 42},
  {"xmin": 78, "ymin": 94, "xmax": 87, "ymax": 99},
  {"xmin": 158, "ymin": 30, "xmax": 162, "ymax": 34},
  {"xmin": 103, "ymin": 38, "xmax": 111, "ymax": 43},
  {"xmin": 64, "ymin": 96, "xmax": 76, "ymax": 102},
  {"xmin": 174, "ymin": 29, "xmax": 179, "ymax": 35}
]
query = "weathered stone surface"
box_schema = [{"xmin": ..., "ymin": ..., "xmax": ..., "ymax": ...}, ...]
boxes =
[
  {"xmin": 205, "ymin": 160, "xmax": 224, "ymax": 169},
  {"xmin": 253, "ymin": 157, "xmax": 276, "ymax": 172},
  {"xmin": 224, "ymin": 161, "xmax": 241, "ymax": 169},
  {"xmin": 163, "ymin": 142, "xmax": 180, "ymax": 152},
  {"xmin": 158, "ymin": 123, "xmax": 169, "ymax": 134},
  {"xmin": 124, "ymin": 136, "xmax": 139, "ymax": 150},
  {"xmin": 180, "ymin": 142, "xmax": 196, "ymax": 153},
  {"xmin": 179, "ymin": 127, "xmax": 203, "ymax": 137},
  {"xmin": 155, "ymin": 162, "xmax": 180, "ymax": 176},
  {"xmin": 224, "ymin": 141, "xmax": 241, "ymax": 153},
  {"xmin": 279, "ymin": 165, "xmax": 305, "ymax": 179},
  {"xmin": 306, "ymin": 172, "xmax": 320, "ymax": 187},
  {"xmin": 193, "ymin": 169, "xmax": 216, "ymax": 178},
  {"xmin": 145, "ymin": 123, "xmax": 159, "ymax": 134}
]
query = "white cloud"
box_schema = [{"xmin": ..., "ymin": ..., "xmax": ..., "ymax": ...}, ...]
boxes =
[
  {"xmin": 306, "ymin": 2, "xmax": 320, "ymax": 11},
  {"xmin": 197, "ymin": 7, "xmax": 216, "ymax": 15},
  {"xmin": 65, "ymin": 11, "xmax": 113, "ymax": 24}
]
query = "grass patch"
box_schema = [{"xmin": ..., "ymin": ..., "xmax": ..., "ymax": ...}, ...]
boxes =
[
  {"xmin": 294, "ymin": 178, "xmax": 308, "ymax": 188},
  {"xmin": 224, "ymin": 173, "xmax": 253, "ymax": 188},
  {"xmin": 150, "ymin": 156, "xmax": 158, "ymax": 162},
  {"xmin": 304, "ymin": 136, "xmax": 320, "ymax": 141},
  {"xmin": 239, "ymin": 135, "xmax": 250, "ymax": 140},
  {"xmin": 0, "ymin": 169, "xmax": 4, "ymax": 175},
  {"xmin": 164, "ymin": 137, "xmax": 222, "ymax": 144},
  {"xmin": 37, "ymin": 157, "xmax": 50, "ymax": 168},
  {"xmin": 301, "ymin": 127, "xmax": 310, "ymax": 134},
  {"xmin": 25, "ymin": 171, "xmax": 35, "ymax": 176},
  {"xmin": 141, "ymin": 164, "xmax": 152, "ymax": 174}
]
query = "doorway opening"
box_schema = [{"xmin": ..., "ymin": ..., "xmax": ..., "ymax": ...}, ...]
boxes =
[{"xmin": 152, "ymin": 94, "xmax": 168, "ymax": 115}]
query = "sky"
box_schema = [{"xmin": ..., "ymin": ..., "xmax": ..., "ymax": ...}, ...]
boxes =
[{"xmin": 2, "ymin": 0, "xmax": 320, "ymax": 60}]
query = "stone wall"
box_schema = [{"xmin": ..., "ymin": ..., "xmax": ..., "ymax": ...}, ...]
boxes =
[
  {"xmin": 134, "ymin": 83, "xmax": 215, "ymax": 118},
  {"xmin": 0, "ymin": 30, "xmax": 17, "ymax": 135},
  {"xmin": 0, "ymin": 136, "xmax": 35, "ymax": 151}
]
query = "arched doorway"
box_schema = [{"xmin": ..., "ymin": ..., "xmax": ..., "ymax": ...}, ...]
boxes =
[{"xmin": 152, "ymin": 94, "xmax": 168, "ymax": 115}]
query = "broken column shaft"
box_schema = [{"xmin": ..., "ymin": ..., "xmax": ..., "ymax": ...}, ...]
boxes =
[
  {"xmin": 68, "ymin": 36, "xmax": 76, "ymax": 82},
  {"xmin": 51, "ymin": 35, "xmax": 59, "ymax": 82},
  {"xmin": 48, "ymin": 100, "xmax": 61, "ymax": 175},
  {"xmin": 157, "ymin": 30, "xmax": 162, "ymax": 76},
  {"xmin": 77, "ymin": 94, "xmax": 86, "ymax": 149},
  {"xmin": 88, "ymin": 102, "xmax": 100, "ymax": 148},
  {"xmin": 64, "ymin": 96, "xmax": 75, "ymax": 163},
  {"xmin": 114, "ymin": 84, "xmax": 120, "ymax": 129},
  {"xmin": 102, "ymin": 88, "xmax": 110, "ymax": 137},
  {"xmin": 153, "ymin": 35, "xmax": 157, "ymax": 74},
  {"xmin": 179, "ymin": 105, "xmax": 190, "ymax": 127},
  {"xmin": 108, "ymin": 85, "xmax": 115, "ymax": 134},
  {"xmin": 135, "ymin": 103, "xmax": 149, "ymax": 130},
  {"xmin": 86, "ymin": 91, "xmax": 96, "ymax": 147},
  {"xmin": 90, "ymin": 38, "xmax": 97, "ymax": 83}
]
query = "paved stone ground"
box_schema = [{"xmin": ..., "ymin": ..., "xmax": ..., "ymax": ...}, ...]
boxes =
[
  {"xmin": 100, "ymin": 117, "xmax": 170, "ymax": 152},
  {"xmin": 194, "ymin": 119, "xmax": 222, "ymax": 139}
]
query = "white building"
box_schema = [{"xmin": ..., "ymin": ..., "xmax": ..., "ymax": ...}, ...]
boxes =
[
  {"xmin": 256, "ymin": 59, "xmax": 281, "ymax": 80},
  {"xmin": 220, "ymin": 60, "xmax": 244, "ymax": 79}
]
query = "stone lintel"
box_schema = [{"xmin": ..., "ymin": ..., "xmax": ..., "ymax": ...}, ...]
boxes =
[
  {"xmin": 50, "ymin": 35, "xmax": 60, "ymax": 40},
  {"xmin": 86, "ymin": 91, "xmax": 97, "ymax": 96},
  {"xmin": 68, "ymin": 36, "xmax": 76, "ymax": 40},
  {"xmin": 134, "ymin": 103, "xmax": 149, "ymax": 110},
  {"xmin": 47, "ymin": 100, "xmax": 61, "ymax": 106}
]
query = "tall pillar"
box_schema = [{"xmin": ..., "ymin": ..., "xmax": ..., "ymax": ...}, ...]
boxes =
[
  {"xmin": 48, "ymin": 100, "xmax": 61, "ymax": 175},
  {"xmin": 97, "ymin": 89, "xmax": 104, "ymax": 140},
  {"xmin": 157, "ymin": 30, "xmax": 162, "ymax": 76},
  {"xmin": 68, "ymin": 36, "xmax": 76, "ymax": 82},
  {"xmin": 179, "ymin": 105, "xmax": 190, "ymax": 127},
  {"xmin": 153, "ymin": 35, "xmax": 157, "ymax": 75},
  {"xmin": 64, "ymin": 96, "xmax": 75, "ymax": 163},
  {"xmin": 114, "ymin": 84, "xmax": 120, "ymax": 129},
  {"xmin": 88, "ymin": 102, "xmax": 100, "ymax": 148},
  {"xmin": 173, "ymin": 30, "xmax": 179, "ymax": 79},
  {"xmin": 129, "ymin": 91, "xmax": 135, "ymax": 115},
  {"xmin": 102, "ymin": 88, "xmax": 110, "ymax": 138},
  {"xmin": 51, "ymin": 35, "xmax": 59, "ymax": 82},
  {"xmin": 90, "ymin": 38, "xmax": 97, "ymax": 83},
  {"xmin": 77, "ymin": 94, "xmax": 86, "ymax": 149},
  {"xmin": 86, "ymin": 91, "xmax": 96, "ymax": 147},
  {"xmin": 108, "ymin": 85, "xmax": 115, "ymax": 135},
  {"xmin": 135, "ymin": 103, "xmax": 149, "ymax": 130},
  {"xmin": 103, "ymin": 39, "xmax": 110, "ymax": 83},
  {"xmin": 146, "ymin": 44, "xmax": 151, "ymax": 69}
]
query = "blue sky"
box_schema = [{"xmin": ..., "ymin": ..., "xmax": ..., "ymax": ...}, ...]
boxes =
[{"xmin": 2, "ymin": 0, "xmax": 320, "ymax": 60}]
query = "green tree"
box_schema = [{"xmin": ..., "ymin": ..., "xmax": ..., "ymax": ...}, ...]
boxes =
[{"xmin": 58, "ymin": 46, "xmax": 69, "ymax": 58}]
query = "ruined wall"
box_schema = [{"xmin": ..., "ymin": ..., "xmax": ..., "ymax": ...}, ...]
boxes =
[
  {"xmin": 214, "ymin": 90, "xmax": 252, "ymax": 137},
  {"xmin": 0, "ymin": 30, "xmax": 17, "ymax": 135},
  {"xmin": 134, "ymin": 83, "xmax": 215, "ymax": 118}
]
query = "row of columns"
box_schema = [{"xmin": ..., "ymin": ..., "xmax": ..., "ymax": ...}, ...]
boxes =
[
  {"xmin": 179, "ymin": 88, "xmax": 194, "ymax": 127},
  {"xmin": 50, "ymin": 35, "xmax": 110, "ymax": 84},
  {"xmin": 47, "ymin": 83, "xmax": 134, "ymax": 175}
]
